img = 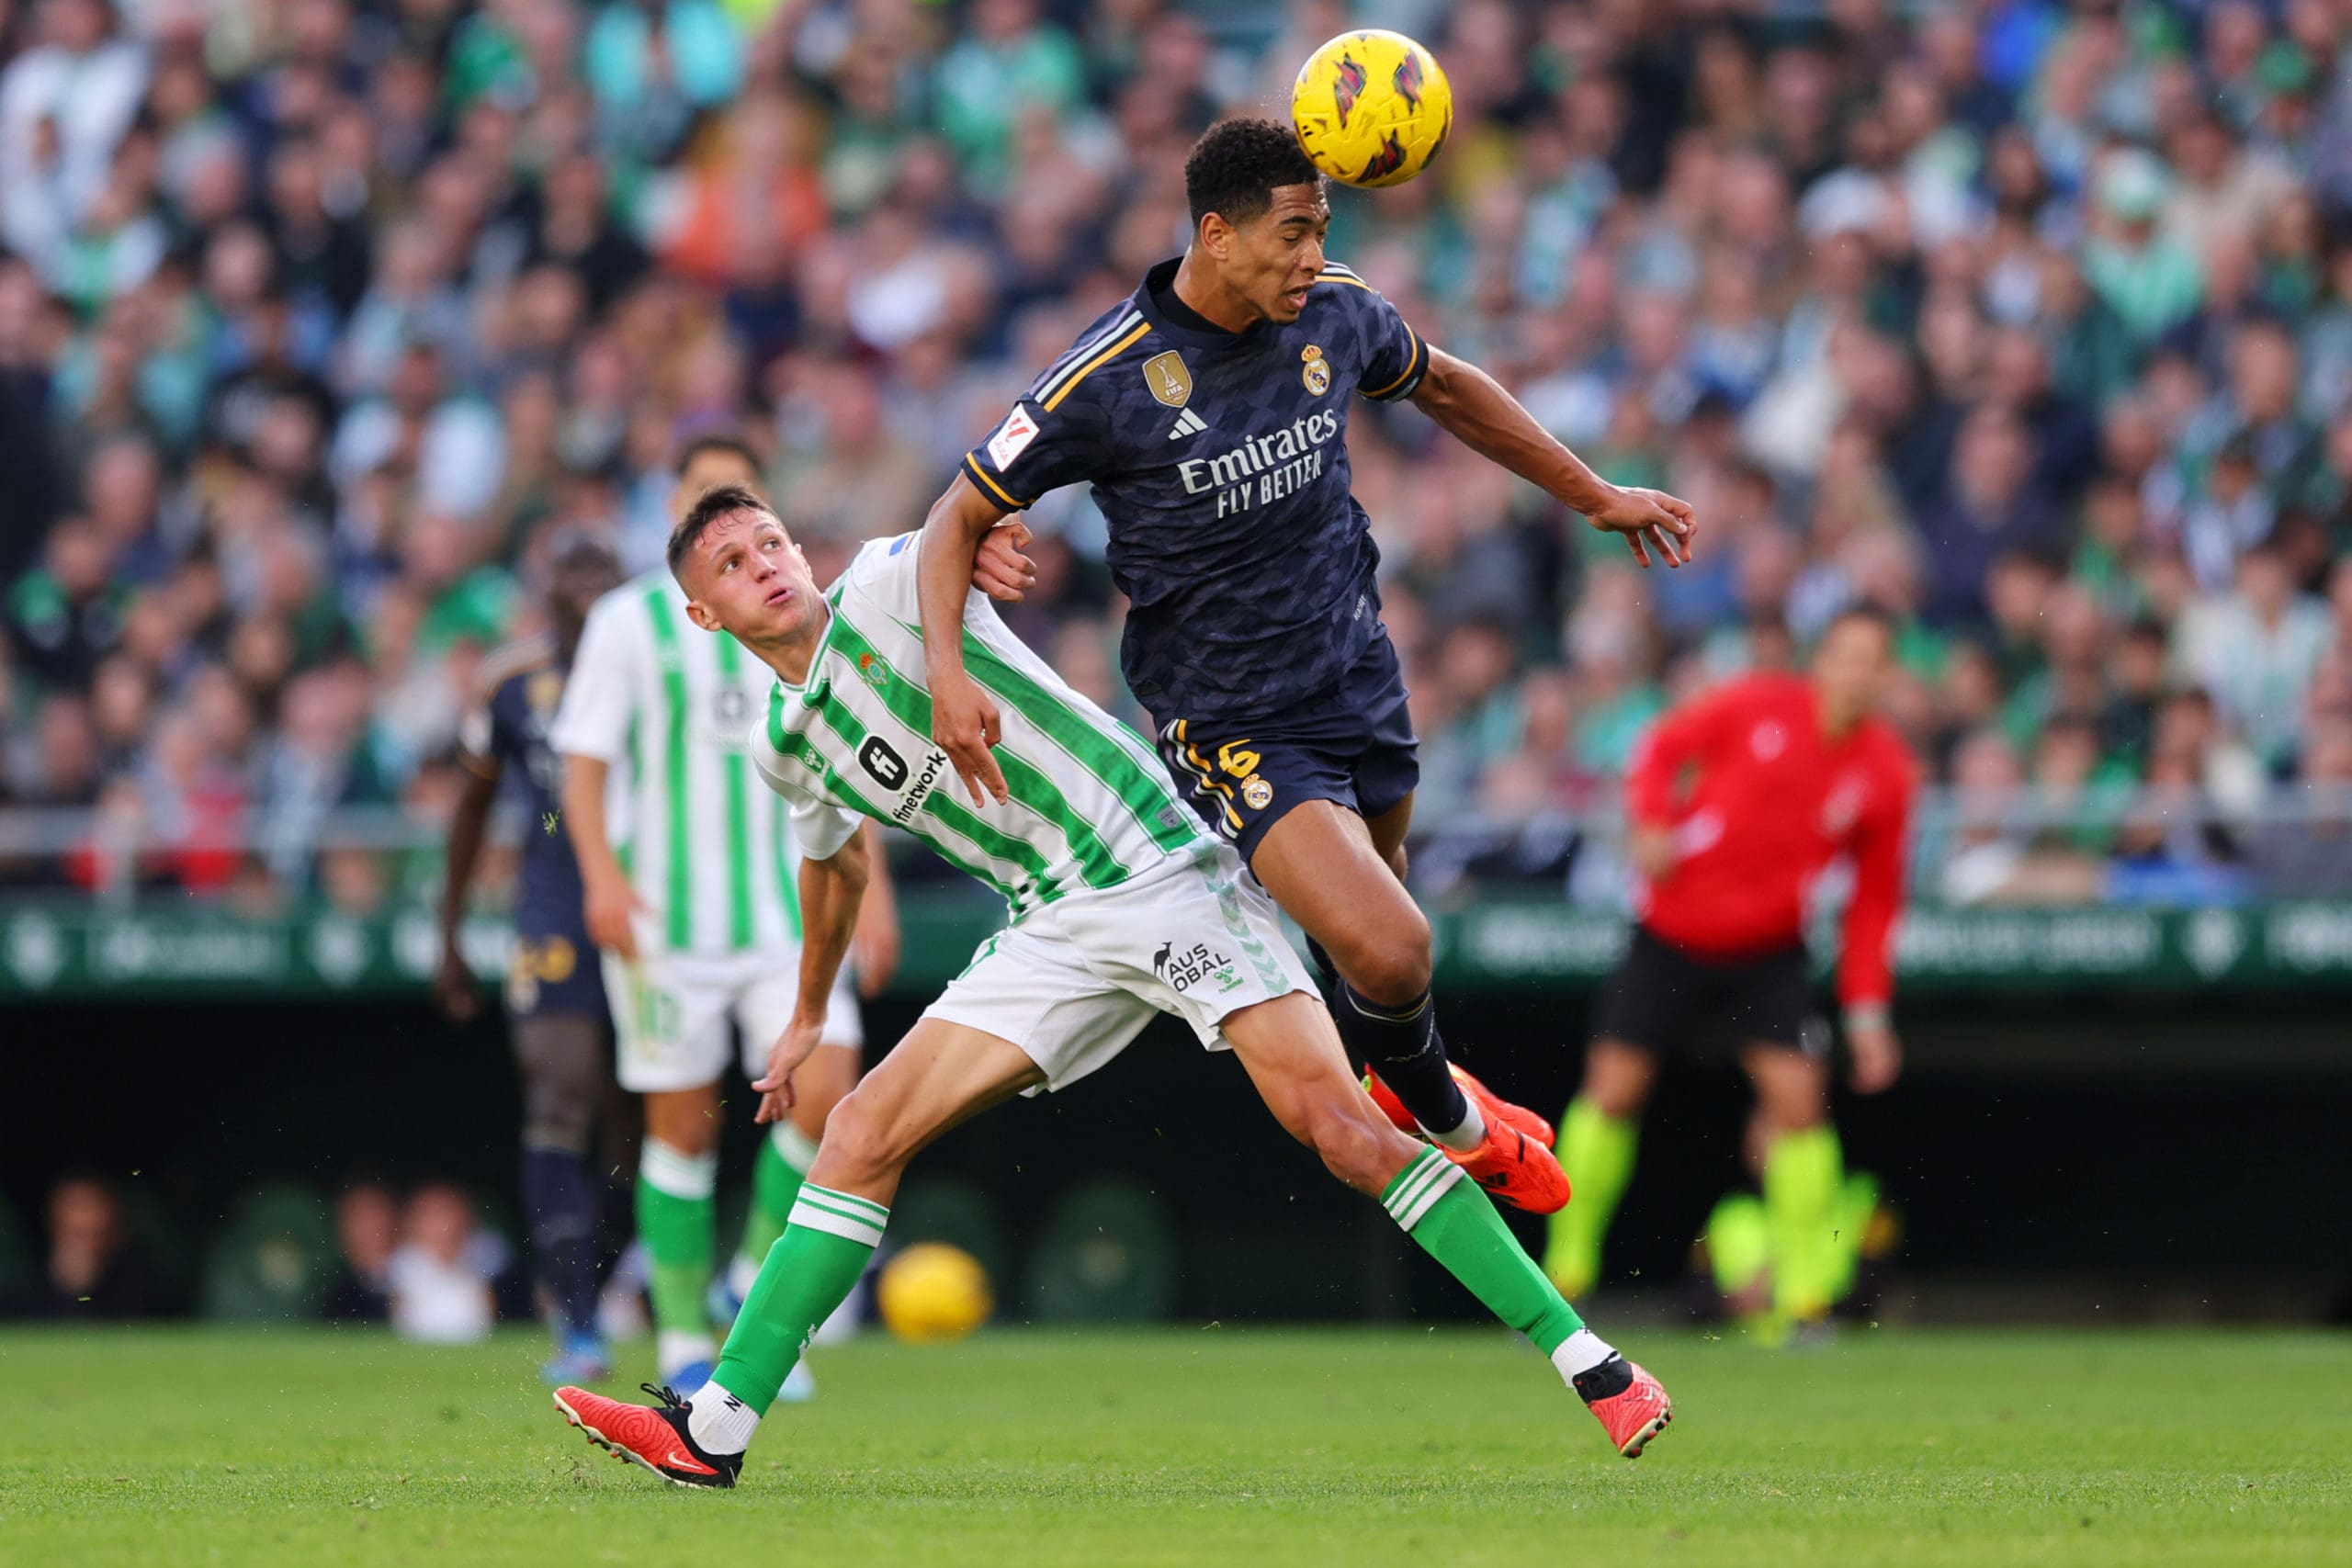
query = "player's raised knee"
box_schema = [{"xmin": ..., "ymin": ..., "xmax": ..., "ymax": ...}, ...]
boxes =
[
  {"xmin": 805, "ymin": 1088, "xmax": 899, "ymax": 1190},
  {"xmin": 1338, "ymin": 915, "xmax": 1433, "ymax": 1007}
]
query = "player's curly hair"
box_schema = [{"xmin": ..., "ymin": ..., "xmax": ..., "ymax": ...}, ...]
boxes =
[{"xmin": 1184, "ymin": 117, "xmax": 1324, "ymax": 230}]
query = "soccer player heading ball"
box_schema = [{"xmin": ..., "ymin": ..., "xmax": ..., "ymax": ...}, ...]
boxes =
[
  {"xmin": 930, "ymin": 117, "xmax": 1695, "ymax": 1212},
  {"xmin": 552, "ymin": 491, "xmax": 1672, "ymax": 1483}
]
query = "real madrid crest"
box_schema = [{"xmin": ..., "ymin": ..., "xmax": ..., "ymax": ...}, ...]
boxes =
[
  {"xmin": 1302, "ymin": 344, "xmax": 1331, "ymax": 396},
  {"xmin": 526, "ymin": 669, "xmax": 562, "ymax": 715},
  {"xmin": 1242, "ymin": 775, "xmax": 1274, "ymax": 810},
  {"xmin": 1143, "ymin": 350, "xmax": 1193, "ymax": 408}
]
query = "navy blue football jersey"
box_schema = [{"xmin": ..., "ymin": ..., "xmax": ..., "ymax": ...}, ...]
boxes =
[
  {"xmin": 961, "ymin": 256, "xmax": 1428, "ymax": 726},
  {"xmin": 458, "ymin": 634, "xmax": 593, "ymax": 950}
]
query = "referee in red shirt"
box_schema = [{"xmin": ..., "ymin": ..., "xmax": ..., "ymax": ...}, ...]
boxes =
[{"xmin": 1541, "ymin": 608, "xmax": 1917, "ymax": 1333}]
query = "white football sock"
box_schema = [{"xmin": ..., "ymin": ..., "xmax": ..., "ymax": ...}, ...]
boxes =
[
  {"xmin": 686, "ymin": 1379, "xmax": 761, "ymax": 1455},
  {"xmin": 1426, "ymin": 1100, "xmax": 1487, "ymax": 1154},
  {"xmin": 1550, "ymin": 1328, "xmax": 1618, "ymax": 1382}
]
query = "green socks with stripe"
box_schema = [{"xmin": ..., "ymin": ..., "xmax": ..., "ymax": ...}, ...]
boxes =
[
  {"xmin": 1764, "ymin": 1124, "xmax": 1843, "ymax": 1323},
  {"xmin": 702, "ymin": 1184, "xmax": 889, "ymax": 1436},
  {"xmin": 1383, "ymin": 1146, "xmax": 1618, "ymax": 1388},
  {"xmin": 730, "ymin": 1122, "xmax": 819, "ymax": 1299},
  {"xmin": 1542, "ymin": 1098, "xmax": 1638, "ymax": 1299},
  {"xmin": 639, "ymin": 1139, "xmax": 718, "ymax": 1372}
]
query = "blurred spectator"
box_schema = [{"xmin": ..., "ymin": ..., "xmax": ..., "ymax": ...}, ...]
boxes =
[
  {"xmin": 322, "ymin": 1179, "xmax": 397, "ymax": 1321},
  {"xmin": 2177, "ymin": 544, "xmax": 2330, "ymax": 771},
  {"xmin": 386, "ymin": 1182, "xmax": 500, "ymax": 1344},
  {"xmin": 3, "ymin": 1174, "xmax": 154, "ymax": 1317},
  {"xmin": 2247, "ymin": 721, "xmax": 2352, "ymax": 897}
]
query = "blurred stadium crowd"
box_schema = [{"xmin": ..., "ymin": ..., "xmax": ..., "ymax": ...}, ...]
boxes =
[{"xmin": 4, "ymin": 0, "xmax": 2352, "ymax": 909}]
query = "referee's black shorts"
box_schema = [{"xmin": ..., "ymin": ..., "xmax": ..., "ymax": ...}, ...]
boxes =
[{"xmin": 1589, "ymin": 924, "xmax": 1828, "ymax": 1060}]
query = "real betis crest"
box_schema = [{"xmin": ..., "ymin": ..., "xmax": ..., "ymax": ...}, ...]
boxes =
[
  {"xmin": 1143, "ymin": 351, "xmax": 1193, "ymax": 408},
  {"xmin": 856, "ymin": 651, "xmax": 889, "ymax": 689}
]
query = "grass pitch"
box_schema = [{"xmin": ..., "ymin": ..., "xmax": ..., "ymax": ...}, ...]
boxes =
[{"xmin": 2, "ymin": 1325, "xmax": 2347, "ymax": 1566}]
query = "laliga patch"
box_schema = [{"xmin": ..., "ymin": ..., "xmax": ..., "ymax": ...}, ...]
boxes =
[
  {"xmin": 987, "ymin": 405, "xmax": 1040, "ymax": 470},
  {"xmin": 1242, "ymin": 775, "xmax": 1274, "ymax": 810}
]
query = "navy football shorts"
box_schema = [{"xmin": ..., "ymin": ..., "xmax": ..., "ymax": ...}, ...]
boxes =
[{"xmin": 1154, "ymin": 634, "xmax": 1420, "ymax": 865}]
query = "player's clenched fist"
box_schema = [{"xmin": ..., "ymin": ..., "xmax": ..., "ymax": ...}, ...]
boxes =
[
  {"xmin": 933, "ymin": 671, "xmax": 1010, "ymax": 807},
  {"xmin": 1586, "ymin": 485, "xmax": 1697, "ymax": 570}
]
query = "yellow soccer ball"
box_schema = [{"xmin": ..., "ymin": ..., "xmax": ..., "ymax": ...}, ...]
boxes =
[
  {"xmin": 876, "ymin": 1243, "xmax": 994, "ymax": 1344},
  {"xmin": 1291, "ymin": 29, "xmax": 1453, "ymax": 189}
]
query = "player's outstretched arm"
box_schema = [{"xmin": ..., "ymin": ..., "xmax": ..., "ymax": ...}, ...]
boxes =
[
  {"xmin": 560, "ymin": 754, "xmax": 642, "ymax": 961},
  {"xmin": 754, "ymin": 829, "xmax": 873, "ymax": 1125},
  {"xmin": 917, "ymin": 473, "xmax": 1013, "ymax": 807},
  {"xmin": 1408, "ymin": 347, "xmax": 1696, "ymax": 569},
  {"xmin": 434, "ymin": 757, "xmax": 501, "ymax": 1022},
  {"xmin": 850, "ymin": 819, "xmax": 900, "ymax": 999}
]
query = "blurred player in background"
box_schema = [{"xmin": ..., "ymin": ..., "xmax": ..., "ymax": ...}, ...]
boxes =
[
  {"xmin": 1543, "ymin": 609, "xmax": 1917, "ymax": 1339},
  {"xmin": 436, "ymin": 531, "xmax": 624, "ymax": 1383},
  {"xmin": 550, "ymin": 436, "xmax": 894, "ymax": 1396},
  {"xmin": 933, "ymin": 118, "xmax": 1695, "ymax": 1213}
]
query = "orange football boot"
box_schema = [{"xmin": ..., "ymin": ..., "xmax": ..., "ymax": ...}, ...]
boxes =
[
  {"xmin": 553, "ymin": 1383, "xmax": 741, "ymax": 1488},
  {"xmin": 1364, "ymin": 1064, "xmax": 1557, "ymax": 1149},
  {"xmin": 1453, "ymin": 1121, "xmax": 1571, "ymax": 1213},
  {"xmin": 1584, "ymin": 1360, "xmax": 1674, "ymax": 1458}
]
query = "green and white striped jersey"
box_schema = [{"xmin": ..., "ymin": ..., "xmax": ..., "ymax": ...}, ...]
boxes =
[
  {"xmin": 550, "ymin": 570, "xmax": 806, "ymax": 957},
  {"xmin": 750, "ymin": 534, "xmax": 1210, "ymax": 919}
]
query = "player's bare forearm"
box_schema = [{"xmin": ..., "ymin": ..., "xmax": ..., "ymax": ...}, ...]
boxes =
[
  {"xmin": 916, "ymin": 475, "xmax": 1007, "ymax": 685},
  {"xmin": 917, "ymin": 474, "xmax": 1014, "ymax": 805},
  {"xmin": 561, "ymin": 754, "xmax": 642, "ymax": 957},
  {"xmin": 1409, "ymin": 347, "xmax": 1610, "ymax": 507},
  {"xmin": 1408, "ymin": 347, "xmax": 1695, "ymax": 567},
  {"xmin": 433, "ymin": 763, "xmax": 501, "ymax": 1020},
  {"xmin": 558, "ymin": 757, "xmax": 621, "ymax": 888},
  {"xmin": 793, "ymin": 831, "xmax": 873, "ymax": 1028},
  {"xmin": 851, "ymin": 820, "xmax": 902, "ymax": 998},
  {"xmin": 437, "ymin": 765, "xmax": 500, "ymax": 951}
]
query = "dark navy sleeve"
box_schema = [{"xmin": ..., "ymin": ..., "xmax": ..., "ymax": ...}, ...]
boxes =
[
  {"xmin": 961, "ymin": 390, "xmax": 1115, "ymax": 512},
  {"xmin": 1322, "ymin": 264, "xmax": 1428, "ymax": 402}
]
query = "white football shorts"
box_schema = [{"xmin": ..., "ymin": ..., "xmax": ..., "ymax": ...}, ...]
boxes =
[
  {"xmin": 603, "ymin": 921, "xmax": 864, "ymax": 1094},
  {"xmin": 922, "ymin": 843, "xmax": 1315, "ymax": 1093}
]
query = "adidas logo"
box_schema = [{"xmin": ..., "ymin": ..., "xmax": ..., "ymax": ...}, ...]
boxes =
[{"xmin": 1167, "ymin": 408, "xmax": 1208, "ymax": 441}]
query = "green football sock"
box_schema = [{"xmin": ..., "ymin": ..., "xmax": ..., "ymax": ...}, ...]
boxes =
[
  {"xmin": 1827, "ymin": 1170, "xmax": 1881, "ymax": 1305},
  {"xmin": 735, "ymin": 1121, "xmax": 818, "ymax": 1279},
  {"xmin": 1384, "ymin": 1146, "xmax": 1586, "ymax": 1355},
  {"xmin": 1543, "ymin": 1098, "xmax": 1637, "ymax": 1298},
  {"xmin": 711, "ymin": 1185, "xmax": 888, "ymax": 1415},
  {"xmin": 1704, "ymin": 1192, "xmax": 1771, "ymax": 1300},
  {"xmin": 638, "ymin": 1139, "xmax": 718, "ymax": 1340},
  {"xmin": 1764, "ymin": 1124, "xmax": 1843, "ymax": 1322}
]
